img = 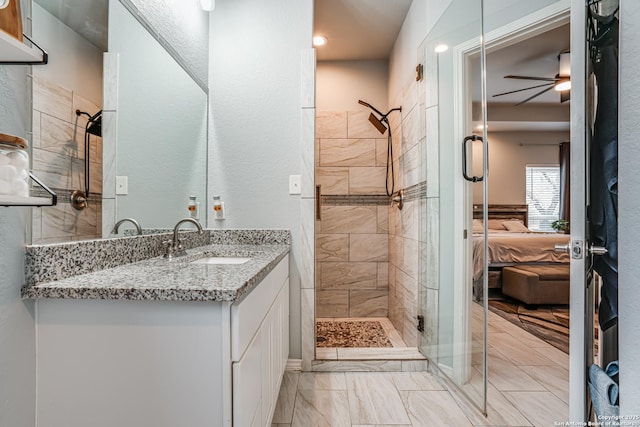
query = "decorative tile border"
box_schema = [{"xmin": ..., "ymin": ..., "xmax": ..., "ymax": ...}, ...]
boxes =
[
  {"xmin": 322, "ymin": 194, "xmax": 390, "ymax": 206},
  {"xmin": 320, "ymin": 181, "xmax": 426, "ymax": 207}
]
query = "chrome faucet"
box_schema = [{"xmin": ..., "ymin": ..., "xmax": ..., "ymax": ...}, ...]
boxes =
[
  {"xmin": 111, "ymin": 218, "xmax": 143, "ymax": 235},
  {"xmin": 164, "ymin": 218, "xmax": 204, "ymax": 259}
]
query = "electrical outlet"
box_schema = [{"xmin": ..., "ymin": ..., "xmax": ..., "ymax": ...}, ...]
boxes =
[
  {"xmin": 289, "ymin": 175, "xmax": 301, "ymax": 195},
  {"xmin": 116, "ymin": 176, "xmax": 128, "ymax": 195}
]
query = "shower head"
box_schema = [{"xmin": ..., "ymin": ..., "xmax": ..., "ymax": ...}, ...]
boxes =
[
  {"xmin": 76, "ymin": 109, "xmax": 103, "ymax": 137},
  {"xmin": 358, "ymin": 99, "xmax": 384, "ymax": 117},
  {"xmin": 368, "ymin": 113, "xmax": 388, "ymax": 134},
  {"xmin": 358, "ymin": 100, "xmax": 391, "ymax": 134},
  {"xmin": 87, "ymin": 114, "xmax": 102, "ymax": 137}
]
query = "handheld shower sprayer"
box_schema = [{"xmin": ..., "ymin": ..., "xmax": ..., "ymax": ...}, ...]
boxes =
[{"xmin": 357, "ymin": 100, "xmax": 402, "ymax": 197}]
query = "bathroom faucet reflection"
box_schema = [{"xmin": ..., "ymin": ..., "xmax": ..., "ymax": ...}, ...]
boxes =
[
  {"xmin": 111, "ymin": 218, "xmax": 143, "ymax": 235},
  {"xmin": 164, "ymin": 218, "xmax": 204, "ymax": 259}
]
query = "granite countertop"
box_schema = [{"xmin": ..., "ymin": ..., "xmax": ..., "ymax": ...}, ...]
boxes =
[{"xmin": 22, "ymin": 244, "xmax": 290, "ymax": 302}]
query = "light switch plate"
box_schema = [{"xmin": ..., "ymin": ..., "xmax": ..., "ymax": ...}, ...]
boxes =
[
  {"xmin": 289, "ymin": 175, "xmax": 301, "ymax": 195},
  {"xmin": 116, "ymin": 176, "xmax": 128, "ymax": 195}
]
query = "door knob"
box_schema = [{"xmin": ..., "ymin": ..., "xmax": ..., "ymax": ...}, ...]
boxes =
[
  {"xmin": 555, "ymin": 241, "xmax": 607, "ymax": 259},
  {"xmin": 588, "ymin": 245, "xmax": 608, "ymax": 255},
  {"xmin": 554, "ymin": 243, "xmax": 570, "ymax": 254},
  {"xmin": 555, "ymin": 240, "xmax": 584, "ymax": 259}
]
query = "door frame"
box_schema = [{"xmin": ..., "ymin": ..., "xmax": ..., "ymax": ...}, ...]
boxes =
[{"xmin": 450, "ymin": 0, "xmax": 573, "ymax": 411}]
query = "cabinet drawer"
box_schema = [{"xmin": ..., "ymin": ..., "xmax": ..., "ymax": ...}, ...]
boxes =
[{"xmin": 231, "ymin": 255, "xmax": 289, "ymax": 361}]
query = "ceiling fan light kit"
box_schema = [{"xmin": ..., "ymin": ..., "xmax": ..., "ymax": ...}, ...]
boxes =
[
  {"xmin": 555, "ymin": 79, "xmax": 571, "ymax": 92},
  {"xmin": 494, "ymin": 50, "xmax": 571, "ymax": 105}
]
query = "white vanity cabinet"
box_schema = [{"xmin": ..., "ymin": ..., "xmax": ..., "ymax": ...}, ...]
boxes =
[
  {"xmin": 231, "ymin": 258, "xmax": 289, "ymax": 427},
  {"xmin": 34, "ymin": 255, "xmax": 289, "ymax": 427}
]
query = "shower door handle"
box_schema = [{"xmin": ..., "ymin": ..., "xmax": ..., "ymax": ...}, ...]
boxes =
[{"xmin": 462, "ymin": 135, "xmax": 484, "ymax": 182}]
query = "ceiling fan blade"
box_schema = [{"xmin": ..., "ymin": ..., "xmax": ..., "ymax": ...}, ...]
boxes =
[
  {"xmin": 515, "ymin": 85, "xmax": 555, "ymax": 106},
  {"xmin": 504, "ymin": 75, "xmax": 557, "ymax": 82},
  {"xmin": 561, "ymin": 90, "xmax": 571, "ymax": 103},
  {"xmin": 492, "ymin": 82, "xmax": 554, "ymax": 98}
]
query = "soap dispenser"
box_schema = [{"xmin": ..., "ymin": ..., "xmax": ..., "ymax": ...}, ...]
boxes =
[
  {"xmin": 187, "ymin": 195, "xmax": 199, "ymax": 221},
  {"xmin": 213, "ymin": 195, "xmax": 225, "ymax": 220}
]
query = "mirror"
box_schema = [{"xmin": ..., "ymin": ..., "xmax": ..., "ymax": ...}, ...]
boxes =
[
  {"xmin": 105, "ymin": 0, "xmax": 207, "ymax": 233},
  {"xmin": 29, "ymin": 0, "xmax": 208, "ymax": 244}
]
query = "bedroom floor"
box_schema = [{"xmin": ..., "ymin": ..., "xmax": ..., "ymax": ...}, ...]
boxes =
[{"xmin": 273, "ymin": 305, "xmax": 568, "ymax": 426}]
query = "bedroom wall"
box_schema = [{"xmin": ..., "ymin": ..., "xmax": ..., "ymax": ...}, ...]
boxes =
[{"xmin": 472, "ymin": 131, "xmax": 569, "ymax": 205}]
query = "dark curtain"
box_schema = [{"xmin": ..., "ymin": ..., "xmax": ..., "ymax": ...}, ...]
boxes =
[{"xmin": 559, "ymin": 141, "xmax": 570, "ymax": 221}]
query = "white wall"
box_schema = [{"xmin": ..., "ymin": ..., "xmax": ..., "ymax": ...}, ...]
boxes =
[
  {"xmin": 388, "ymin": 0, "xmax": 427, "ymax": 104},
  {"xmin": 472, "ymin": 131, "xmax": 568, "ymax": 204},
  {"xmin": 317, "ymin": 60, "xmax": 388, "ymax": 111},
  {"xmin": 208, "ymin": 0, "xmax": 313, "ymax": 359},
  {"xmin": 0, "ymin": 4, "xmax": 35, "ymax": 426},
  {"xmin": 32, "ymin": 3, "xmax": 103, "ymax": 105},
  {"xmin": 618, "ymin": 0, "xmax": 640, "ymax": 415}
]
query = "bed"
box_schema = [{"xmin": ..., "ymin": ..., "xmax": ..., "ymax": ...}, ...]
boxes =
[{"xmin": 472, "ymin": 204, "xmax": 570, "ymax": 300}]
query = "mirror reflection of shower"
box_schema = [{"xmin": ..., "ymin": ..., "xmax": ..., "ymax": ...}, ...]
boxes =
[
  {"xmin": 71, "ymin": 109, "xmax": 103, "ymax": 211},
  {"xmin": 357, "ymin": 100, "xmax": 402, "ymax": 197}
]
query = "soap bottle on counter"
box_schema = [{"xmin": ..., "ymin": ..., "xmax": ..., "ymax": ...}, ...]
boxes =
[
  {"xmin": 213, "ymin": 195, "xmax": 224, "ymax": 220},
  {"xmin": 187, "ymin": 195, "xmax": 199, "ymax": 220}
]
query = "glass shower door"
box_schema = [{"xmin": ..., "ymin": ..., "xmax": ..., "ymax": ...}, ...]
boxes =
[{"xmin": 418, "ymin": 0, "xmax": 489, "ymax": 414}]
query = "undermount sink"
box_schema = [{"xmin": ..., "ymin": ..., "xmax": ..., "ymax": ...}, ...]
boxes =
[{"xmin": 191, "ymin": 256, "xmax": 251, "ymax": 265}]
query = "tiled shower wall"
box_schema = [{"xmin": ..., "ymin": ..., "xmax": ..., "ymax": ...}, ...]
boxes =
[
  {"xmin": 387, "ymin": 48, "xmax": 428, "ymax": 348},
  {"xmin": 315, "ymin": 110, "xmax": 390, "ymax": 318},
  {"xmin": 31, "ymin": 76, "xmax": 103, "ymax": 244}
]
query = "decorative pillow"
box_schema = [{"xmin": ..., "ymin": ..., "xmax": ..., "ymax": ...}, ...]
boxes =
[
  {"xmin": 502, "ymin": 220, "xmax": 530, "ymax": 232},
  {"xmin": 487, "ymin": 219, "xmax": 507, "ymax": 230},
  {"xmin": 472, "ymin": 219, "xmax": 484, "ymax": 233}
]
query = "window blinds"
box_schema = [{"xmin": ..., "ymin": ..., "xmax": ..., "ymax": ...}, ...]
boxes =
[{"xmin": 526, "ymin": 165, "xmax": 560, "ymax": 232}]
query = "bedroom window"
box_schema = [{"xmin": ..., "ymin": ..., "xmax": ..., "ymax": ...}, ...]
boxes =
[{"xmin": 526, "ymin": 165, "xmax": 560, "ymax": 232}]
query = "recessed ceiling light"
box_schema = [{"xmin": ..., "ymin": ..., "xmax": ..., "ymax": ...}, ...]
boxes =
[
  {"xmin": 313, "ymin": 36, "xmax": 328, "ymax": 47},
  {"xmin": 0, "ymin": 0, "xmax": 9, "ymax": 9},
  {"xmin": 434, "ymin": 44, "xmax": 449, "ymax": 53}
]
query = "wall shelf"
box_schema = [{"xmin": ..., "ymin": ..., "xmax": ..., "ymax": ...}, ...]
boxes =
[
  {"xmin": 0, "ymin": 31, "xmax": 48, "ymax": 64},
  {"xmin": 0, "ymin": 195, "xmax": 55, "ymax": 206},
  {"xmin": 0, "ymin": 173, "xmax": 57, "ymax": 207}
]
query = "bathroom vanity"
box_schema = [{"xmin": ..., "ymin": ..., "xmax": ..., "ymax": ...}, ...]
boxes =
[{"xmin": 22, "ymin": 231, "xmax": 290, "ymax": 427}]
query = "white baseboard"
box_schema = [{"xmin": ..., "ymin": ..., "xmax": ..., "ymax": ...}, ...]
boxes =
[{"xmin": 286, "ymin": 359, "xmax": 302, "ymax": 371}]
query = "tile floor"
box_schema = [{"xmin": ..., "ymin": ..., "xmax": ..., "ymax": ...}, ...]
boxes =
[{"xmin": 274, "ymin": 308, "xmax": 569, "ymax": 426}]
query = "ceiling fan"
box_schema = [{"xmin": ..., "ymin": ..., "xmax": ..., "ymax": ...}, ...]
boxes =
[{"xmin": 492, "ymin": 51, "xmax": 571, "ymax": 106}]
